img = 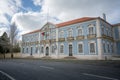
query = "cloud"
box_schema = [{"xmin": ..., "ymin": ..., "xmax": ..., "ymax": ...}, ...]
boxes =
[
  {"xmin": 11, "ymin": 11, "xmax": 60, "ymax": 35},
  {"xmin": 40, "ymin": 0, "xmax": 120, "ymax": 23},
  {"xmin": 0, "ymin": 0, "xmax": 22, "ymax": 36}
]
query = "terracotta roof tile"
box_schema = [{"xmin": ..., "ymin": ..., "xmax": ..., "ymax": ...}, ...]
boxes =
[
  {"xmin": 112, "ymin": 23, "xmax": 120, "ymax": 26},
  {"xmin": 56, "ymin": 17, "xmax": 97, "ymax": 27},
  {"xmin": 23, "ymin": 29, "xmax": 41, "ymax": 35}
]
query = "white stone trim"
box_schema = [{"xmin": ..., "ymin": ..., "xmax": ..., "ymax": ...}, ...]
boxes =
[{"xmin": 96, "ymin": 19, "xmax": 101, "ymax": 37}]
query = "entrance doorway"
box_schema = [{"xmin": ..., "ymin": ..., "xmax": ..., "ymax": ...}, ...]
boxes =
[
  {"xmin": 46, "ymin": 47, "xmax": 49, "ymax": 56},
  {"xmin": 69, "ymin": 44, "xmax": 72, "ymax": 56},
  {"xmin": 31, "ymin": 47, "xmax": 32, "ymax": 56}
]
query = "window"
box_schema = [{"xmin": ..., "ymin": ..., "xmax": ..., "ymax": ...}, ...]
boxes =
[
  {"xmin": 111, "ymin": 44, "xmax": 114, "ymax": 53},
  {"xmin": 22, "ymin": 48, "xmax": 24, "ymax": 53},
  {"xmin": 26, "ymin": 48, "xmax": 28, "ymax": 53},
  {"xmin": 52, "ymin": 32, "xmax": 56, "ymax": 39},
  {"xmin": 103, "ymin": 43, "xmax": 106, "ymax": 53},
  {"xmin": 78, "ymin": 44, "xmax": 83, "ymax": 53},
  {"xmin": 60, "ymin": 45, "xmax": 64, "ymax": 53},
  {"xmin": 89, "ymin": 27, "xmax": 94, "ymax": 35},
  {"xmin": 51, "ymin": 46, "xmax": 55, "ymax": 53},
  {"xmin": 107, "ymin": 44, "xmax": 110, "ymax": 53},
  {"xmin": 101, "ymin": 26, "xmax": 104, "ymax": 35},
  {"xmin": 68, "ymin": 29, "xmax": 72, "ymax": 37},
  {"xmin": 90, "ymin": 43, "xmax": 95, "ymax": 53},
  {"xmin": 78, "ymin": 29, "xmax": 82, "ymax": 36},
  {"xmin": 36, "ymin": 47, "xmax": 38, "ymax": 53},
  {"xmin": 41, "ymin": 47, "xmax": 44, "ymax": 53},
  {"xmin": 106, "ymin": 28, "xmax": 109, "ymax": 36},
  {"xmin": 60, "ymin": 31, "xmax": 64, "ymax": 38}
]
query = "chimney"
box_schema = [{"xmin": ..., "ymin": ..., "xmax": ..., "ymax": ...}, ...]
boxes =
[{"xmin": 103, "ymin": 13, "xmax": 106, "ymax": 21}]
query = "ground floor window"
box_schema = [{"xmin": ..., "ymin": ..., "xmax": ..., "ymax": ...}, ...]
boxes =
[
  {"xmin": 51, "ymin": 46, "xmax": 55, "ymax": 53},
  {"xmin": 26, "ymin": 48, "xmax": 28, "ymax": 53},
  {"xmin": 36, "ymin": 47, "xmax": 38, "ymax": 53},
  {"xmin": 107, "ymin": 44, "xmax": 110, "ymax": 53},
  {"xmin": 60, "ymin": 45, "xmax": 64, "ymax": 53},
  {"xmin": 41, "ymin": 47, "xmax": 44, "ymax": 53},
  {"xmin": 89, "ymin": 43, "xmax": 95, "ymax": 54},
  {"xmin": 22, "ymin": 48, "xmax": 24, "ymax": 53},
  {"xmin": 103, "ymin": 43, "xmax": 106, "ymax": 53},
  {"xmin": 78, "ymin": 44, "xmax": 83, "ymax": 53}
]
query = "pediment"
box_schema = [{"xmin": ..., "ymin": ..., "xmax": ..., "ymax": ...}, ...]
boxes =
[{"xmin": 41, "ymin": 22, "xmax": 56, "ymax": 31}]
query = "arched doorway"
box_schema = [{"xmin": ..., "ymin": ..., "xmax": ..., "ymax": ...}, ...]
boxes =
[
  {"xmin": 69, "ymin": 44, "xmax": 72, "ymax": 56},
  {"xmin": 46, "ymin": 47, "xmax": 49, "ymax": 56}
]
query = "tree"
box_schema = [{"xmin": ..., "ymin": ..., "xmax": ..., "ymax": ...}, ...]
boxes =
[
  {"xmin": 9, "ymin": 22, "xmax": 19, "ymax": 58},
  {"xmin": 0, "ymin": 32, "xmax": 10, "ymax": 58}
]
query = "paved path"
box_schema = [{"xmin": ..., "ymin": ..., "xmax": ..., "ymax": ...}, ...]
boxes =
[{"xmin": 0, "ymin": 59, "xmax": 120, "ymax": 80}]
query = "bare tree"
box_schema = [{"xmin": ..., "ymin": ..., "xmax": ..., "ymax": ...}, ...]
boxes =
[{"xmin": 9, "ymin": 22, "xmax": 19, "ymax": 58}]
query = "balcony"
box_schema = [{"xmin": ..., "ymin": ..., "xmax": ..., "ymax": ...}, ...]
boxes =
[
  {"xmin": 51, "ymin": 39, "xmax": 56, "ymax": 43},
  {"xmin": 87, "ymin": 34, "xmax": 96, "ymax": 39},
  {"xmin": 102, "ymin": 34, "xmax": 113, "ymax": 41},
  {"xmin": 40, "ymin": 40, "xmax": 51, "ymax": 44},
  {"xmin": 67, "ymin": 37, "xmax": 74, "ymax": 41},
  {"xmin": 76, "ymin": 35, "xmax": 84, "ymax": 40},
  {"xmin": 58, "ymin": 38, "xmax": 65, "ymax": 42}
]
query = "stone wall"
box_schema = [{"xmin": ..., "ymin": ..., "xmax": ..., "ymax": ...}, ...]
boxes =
[{"xmin": 0, "ymin": 53, "xmax": 21, "ymax": 59}]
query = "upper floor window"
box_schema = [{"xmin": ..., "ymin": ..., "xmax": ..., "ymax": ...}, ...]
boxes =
[
  {"xmin": 68, "ymin": 29, "xmax": 72, "ymax": 37},
  {"xmin": 106, "ymin": 28, "xmax": 109, "ymax": 36},
  {"xmin": 89, "ymin": 43, "xmax": 95, "ymax": 53},
  {"xmin": 60, "ymin": 45, "xmax": 64, "ymax": 53},
  {"xmin": 89, "ymin": 27, "xmax": 94, "ymax": 35},
  {"xmin": 52, "ymin": 32, "xmax": 56, "ymax": 39},
  {"xmin": 88, "ymin": 24, "xmax": 95, "ymax": 35},
  {"xmin": 60, "ymin": 31, "xmax": 64, "ymax": 38},
  {"xmin": 78, "ymin": 28, "xmax": 83, "ymax": 36},
  {"xmin": 101, "ymin": 26, "xmax": 105, "ymax": 35}
]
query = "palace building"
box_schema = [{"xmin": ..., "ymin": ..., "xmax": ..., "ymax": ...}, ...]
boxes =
[{"xmin": 21, "ymin": 17, "xmax": 120, "ymax": 60}]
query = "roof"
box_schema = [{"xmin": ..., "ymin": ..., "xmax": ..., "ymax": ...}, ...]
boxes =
[
  {"xmin": 23, "ymin": 17, "xmax": 114, "ymax": 35},
  {"xmin": 23, "ymin": 29, "xmax": 41, "ymax": 35},
  {"xmin": 56, "ymin": 17, "xmax": 97, "ymax": 27},
  {"xmin": 112, "ymin": 23, "xmax": 120, "ymax": 27}
]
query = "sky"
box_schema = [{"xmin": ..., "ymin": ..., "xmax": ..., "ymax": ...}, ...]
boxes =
[{"xmin": 0, "ymin": 0, "xmax": 120, "ymax": 38}]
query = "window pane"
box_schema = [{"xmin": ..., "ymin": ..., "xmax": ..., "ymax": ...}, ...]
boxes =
[
  {"xmin": 78, "ymin": 29, "xmax": 82, "ymax": 36},
  {"xmin": 78, "ymin": 44, "xmax": 83, "ymax": 53},
  {"xmin": 90, "ymin": 43, "xmax": 95, "ymax": 53},
  {"xmin": 60, "ymin": 45, "xmax": 63, "ymax": 53}
]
